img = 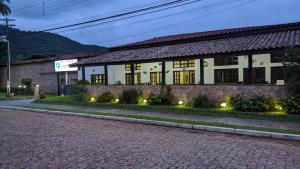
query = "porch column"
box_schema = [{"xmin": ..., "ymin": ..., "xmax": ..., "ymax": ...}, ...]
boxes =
[
  {"xmin": 104, "ymin": 65, "xmax": 108, "ymax": 85},
  {"xmin": 200, "ymin": 58, "xmax": 204, "ymax": 85},
  {"xmin": 161, "ymin": 61, "xmax": 166, "ymax": 85},
  {"xmin": 248, "ymin": 54, "xmax": 253, "ymax": 84},
  {"xmin": 81, "ymin": 66, "xmax": 85, "ymax": 81},
  {"xmin": 130, "ymin": 63, "xmax": 135, "ymax": 85},
  {"xmin": 57, "ymin": 73, "xmax": 60, "ymax": 96}
]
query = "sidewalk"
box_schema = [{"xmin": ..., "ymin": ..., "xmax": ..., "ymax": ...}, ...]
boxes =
[{"xmin": 3, "ymin": 99, "xmax": 299, "ymax": 130}]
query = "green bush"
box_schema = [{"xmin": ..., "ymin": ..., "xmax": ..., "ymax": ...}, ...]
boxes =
[
  {"xmin": 191, "ymin": 95, "xmax": 215, "ymax": 108},
  {"xmin": 97, "ymin": 92, "xmax": 114, "ymax": 102},
  {"xmin": 75, "ymin": 80, "xmax": 90, "ymax": 93},
  {"xmin": 226, "ymin": 95, "xmax": 275, "ymax": 112},
  {"xmin": 119, "ymin": 89, "xmax": 141, "ymax": 104},
  {"xmin": 279, "ymin": 96, "xmax": 300, "ymax": 114},
  {"xmin": 74, "ymin": 93, "xmax": 90, "ymax": 103},
  {"xmin": 147, "ymin": 86, "xmax": 172, "ymax": 105},
  {"xmin": 39, "ymin": 90, "xmax": 46, "ymax": 99}
]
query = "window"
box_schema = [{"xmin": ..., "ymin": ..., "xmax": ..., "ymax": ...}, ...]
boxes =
[
  {"xmin": 173, "ymin": 60, "xmax": 195, "ymax": 68},
  {"xmin": 214, "ymin": 56, "xmax": 238, "ymax": 66},
  {"xmin": 271, "ymin": 51, "xmax": 284, "ymax": 63},
  {"xmin": 150, "ymin": 72, "xmax": 162, "ymax": 85},
  {"xmin": 173, "ymin": 70, "xmax": 195, "ymax": 84},
  {"xmin": 271, "ymin": 67, "xmax": 285, "ymax": 84},
  {"xmin": 91, "ymin": 74, "xmax": 105, "ymax": 85},
  {"xmin": 125, "ymin": 64, "xmax": 141, "ymax": 71},
  {"xmin": 125, "ymin": 73, "xmax": 141, "ymax": 84},
  {"xmin": 214, "ymin": 69, "xmax": 238, "ymax": 84},
  {"xmin": 125, "ymin": 73, "xmax": 132, "ymax": 84},
  {"xmin": 243, "ymin": 68, "xmax": 266, "ymax": 84}
]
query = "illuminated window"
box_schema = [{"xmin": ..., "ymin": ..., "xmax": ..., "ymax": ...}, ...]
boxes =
[
  {"xmin": 173, "ymin": 71, "xmax": 195, "ymax": 84},
  {"xmin": 173, "ymin": 60, "xmax": 195, "ymax": 68},
  {"xmin": 125, "ymin": 64, "xmax": 141, "ymax": 71},
  {"xmin": 91, "ymin": 74, "xmax": 105, "ymax": 85},
  {"xmin": 214, "ymin": 56, "xmax": 238, "ymax": 66},
  {"xmin": 150, "ymin": 72, "xmax": 162, "ymax": 85},
  {"xmin": 125, "ymin": 73, "xmax": 141, "ymax": 84}
]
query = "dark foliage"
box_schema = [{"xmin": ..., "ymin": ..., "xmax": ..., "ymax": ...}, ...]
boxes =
[
  {"xmin": 148, "ymin": 86, "xmax": 172, "ymax": 105},
  {"xmin": 279, "ymin": 97, "xmax": 300, "ymax": 114},
  {"xmin": 119, "ymin": 89, "xmax": 141, "ymax": 104},
  {"xmin": 97, "ymin": 91, "xmax": 114, "ymax": 103},
  {"xmin": 226, "ymin": 95, "xmax": 275, "ymax": 112},
  {"xmin": 191, "ymin": 95, "xmax": 215, "ymax": 108}
]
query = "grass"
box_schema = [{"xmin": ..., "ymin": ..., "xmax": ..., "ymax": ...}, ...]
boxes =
[
  {"xmin": 17, "ymin": 105, "xmax": 300, "ymax": 135},
  {"xmin": 33, "ymin": 95, "xmax": 300, "ymax": 123},
  {"xmin": 0, "ymin": 92, "xmax": 32, "ymax": 100}
]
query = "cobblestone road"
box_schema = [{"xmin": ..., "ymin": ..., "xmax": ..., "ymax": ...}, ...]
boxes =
[{"xmin": 1, "ymin": 109, "xmax": 300, "ymax": 169}]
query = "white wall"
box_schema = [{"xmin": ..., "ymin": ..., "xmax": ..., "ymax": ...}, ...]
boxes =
[{"xmin": 78, "ymin": 53, "xmax": 284, "ymax": 85}]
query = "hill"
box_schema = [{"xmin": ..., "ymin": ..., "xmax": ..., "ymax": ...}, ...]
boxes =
[{"xmin": 0, "ymin": 26, "xmax": 107, "ymax": 62}]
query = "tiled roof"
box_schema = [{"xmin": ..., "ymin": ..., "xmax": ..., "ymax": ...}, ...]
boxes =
[
  {"xmin": 77, "ymin": 22, "xmax": 300, "ymax": 66},
  {"xmin": 112, "ymin": 22, "xmax": 300, "ymax": 50}
]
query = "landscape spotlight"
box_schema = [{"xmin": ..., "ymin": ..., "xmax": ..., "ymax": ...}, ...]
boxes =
[
  {"xmin": 90, "ymin": 97, "xmax": 95, "ymax": 102},
  {"xmin": 143, "ymin": 99, "xmax": 147, "ymax": 103},
  {"xmin": 178, "ymin": 100, "xmax": 184, "ymax": 105},
  {"xmin": 220, "ymin": 103, "xmax": 227, "ymax": 107},
  {"xmin": 115, "ymin": 98, "xmax": 119, "ymax": 103}
]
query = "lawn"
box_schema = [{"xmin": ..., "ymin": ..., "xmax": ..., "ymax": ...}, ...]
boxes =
[
  {"xmin": 0, "ymin": 92, "xmax": 33, "ymax": 100},
  {"xmin": 33, "ymin": 95, "xmax": 300, "ymax": 123},
  {"xmin": 17, "ymin": 105, "xmax": 300, "ymax": 135}
]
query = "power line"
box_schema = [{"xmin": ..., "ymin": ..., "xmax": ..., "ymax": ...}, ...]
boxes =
[
  {"xmin": 95, "ymin": 0, "xmax": 256, "ymax": 45},
  {"xmin": 53, "ymin": 0, "xmax": 207, "ymax": 34},
  {"xmin": 58, "ymin": 0, "xmax": 237, "ymax": 36},
  {"xmin": 17, "ymin": 0, "xmax": 173, "ymax": 31},
  {"xmin": 40, "ymin": 0, "xmax": 196, "ymax": 32}
]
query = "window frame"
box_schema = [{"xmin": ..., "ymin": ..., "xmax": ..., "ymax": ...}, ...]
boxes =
[
  {"xmin": 214, "ymin": 68, "xmax": 239, "ymax": 84},
  {"xmin": 91, "ymin": 74, "xmax": 106, "ymax": 85},
  {"xmin": 173, "ymin": 60, "xmax": 195, "ymax": 68},
  {"xmin": 214, "ymin": 56, "xmax": 238, "ymax": 66}
]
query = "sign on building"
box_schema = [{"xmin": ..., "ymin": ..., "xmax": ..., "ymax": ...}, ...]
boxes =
[{"xmin": 54, "ymin": 59, "xmax": 78, "ymax": 72}]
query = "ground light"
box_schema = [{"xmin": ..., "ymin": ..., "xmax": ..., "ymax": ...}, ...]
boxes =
[
  {"xmin": 90, "ymin": 97, "xmax": 95, "ymax": 102},
  {"xmin": 220, "ymin": 103, "xmax": 227, "ymax": 107},
  {"xmin": 178, "ymin": 100, "xmax": 184, "ymax": 105},
  {"xmin": 143, "ymin": 99, "xmax": 147, "ymax": 103},
  {"xmin": 115, "ymin": 98, "xmax": 119, "ymax": 103}
]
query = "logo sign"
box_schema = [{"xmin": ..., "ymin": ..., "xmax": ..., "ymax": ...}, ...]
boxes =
[{"xmin": 54, "ymin": 59, "xmax": 78, "ymax": 72}]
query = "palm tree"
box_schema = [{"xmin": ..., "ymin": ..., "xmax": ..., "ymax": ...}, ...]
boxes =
[{"xmin": 0, "ymin": 0, "xmax": 11, "ymax": 16}]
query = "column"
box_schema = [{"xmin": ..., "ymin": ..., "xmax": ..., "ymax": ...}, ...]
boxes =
[
  {"xmin": 161, "ymin": 61, "xmax": 166, "ymax": 85},
  {"xmin": 130, "ymin": 63, "xmax": 135, "ymax": 85},
  {"xmin": 104, "ymin": 65, "xmax": 108, "ymax": 85},
  {"xmin": 200, "ymin": 58, "xmax": 204, "ymax": 85},
  {"xmin": 248, "ymin": 54, "xmax": 253, "ymax": 84}
]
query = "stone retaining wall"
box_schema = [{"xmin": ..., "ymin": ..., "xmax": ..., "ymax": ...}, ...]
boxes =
[{"xmin": 86, "ymin": 85, "xmax": 292, "ymax": 103}]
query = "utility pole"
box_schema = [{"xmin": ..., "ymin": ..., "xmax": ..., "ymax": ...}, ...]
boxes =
[{"xmin": 0, "ymin": 17, "xmax": 15, "ymax": 94}]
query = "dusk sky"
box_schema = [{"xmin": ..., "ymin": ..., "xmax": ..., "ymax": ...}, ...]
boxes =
[{"xmin": 5, "ymin": 0, "xmax": 300, "ymax": 47}]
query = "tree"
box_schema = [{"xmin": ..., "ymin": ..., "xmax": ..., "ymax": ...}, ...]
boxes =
[{"xmin": 0, "ymin": 0, "xmax": 10, "ymax": 16}]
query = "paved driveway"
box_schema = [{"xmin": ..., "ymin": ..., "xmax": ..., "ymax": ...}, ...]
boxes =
[{"xmin": 0, "ymin": 109, "xmax": 300, "ymax": 169}]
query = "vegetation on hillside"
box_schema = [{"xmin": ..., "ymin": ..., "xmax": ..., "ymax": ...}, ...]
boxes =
[{"xmin": 0, "ymin": 27, "xmax": 107, "ymax": 63}]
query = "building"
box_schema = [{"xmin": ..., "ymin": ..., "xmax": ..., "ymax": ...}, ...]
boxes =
[
  {"xmin": 75, "ymin": 22, "xmax": 300, "ymax": 103},
  {"xmin": 0, "ymin": 52, "xmax": 103, "ymax": 94}
]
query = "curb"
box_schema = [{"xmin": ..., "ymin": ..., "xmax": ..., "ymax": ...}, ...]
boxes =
[{"xmin": 2, "ymin": 106, "xmax": 300, "ymax": 141}]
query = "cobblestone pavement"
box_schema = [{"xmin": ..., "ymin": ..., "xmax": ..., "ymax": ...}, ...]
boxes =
[{"xmin": 1, "ymin": 109, "xmax": 300, "ymax": 169}]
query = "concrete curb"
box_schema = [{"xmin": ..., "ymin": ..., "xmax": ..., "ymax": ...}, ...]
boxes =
[{"xmin": 2, "ymin": 106, "xmax": 300, "ymax": 141}]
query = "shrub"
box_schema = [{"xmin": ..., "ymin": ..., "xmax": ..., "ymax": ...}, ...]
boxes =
[
  {"xmin": 226, "ymin": 95, "xmax": 275, "ymax": 112},
  {"xmin": 119, "ymin": 89, "xmax": 141, "ymax": 104},
  {"xmin": 97, "ymin": 92, "xmax": 114, "ymax": 102},
  {"xmin": 74, "ymin": 93, "xmax": 90, "ymax": 103},
  {"xmin": 75, "ymin": 80, "xmax": 90, "ymax": 93},
  {"xmin": 279, "ymin": 96, "xmax": 300, "ymax": 114},
  {"xmin": 191, "ymin": 95, "xmax": 215, "ymax": 108},
  {"xmin": 39, "ymin": 90, "xmax": 46, "ymax": 99},
  {"xmin": 147, "ymin": 86, "xmax": 172, "ymax": 105}
]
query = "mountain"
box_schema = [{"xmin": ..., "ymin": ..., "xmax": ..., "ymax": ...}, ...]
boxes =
[{"xmin": 0, "ymin": 26, "xmax": 107, "ymax": 62}]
